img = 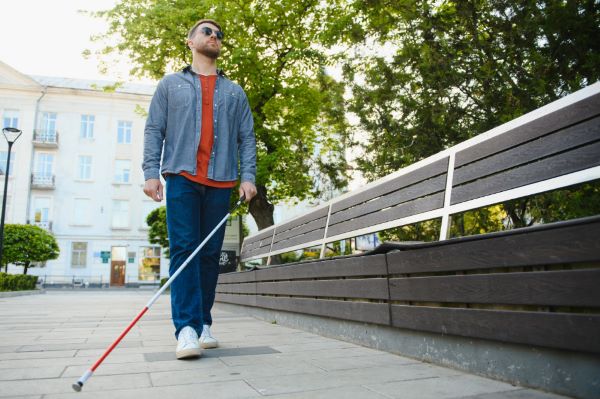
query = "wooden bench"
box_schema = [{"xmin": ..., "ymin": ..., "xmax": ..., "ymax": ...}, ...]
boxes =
[
  {"xmin": 221, "ymin": 216, "xmax": 600, "ymax": 353},
  {"xmin": 221, "ymin": 82, "xmax": 600, "ymax": 398}
]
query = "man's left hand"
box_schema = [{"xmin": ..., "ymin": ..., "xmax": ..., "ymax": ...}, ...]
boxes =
[{"xmin": 239, "ymin": 182, "xmax": 257, "ymax": 202}]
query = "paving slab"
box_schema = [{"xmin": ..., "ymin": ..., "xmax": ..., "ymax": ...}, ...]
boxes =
[
  {"xmin": 0, "ymin": 291, "xmax": 569, "ymax": 398},
  {"xmin": 364, "ymin": 374, "xmax": 522, "ymax": 399}
]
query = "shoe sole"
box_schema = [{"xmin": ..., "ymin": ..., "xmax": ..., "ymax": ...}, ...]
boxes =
[
  {"xmin": 200, "ymin": 340, "xmax": 218, "ymax": 349},
  {"xmin": 176, "ymin": 347, "xmax": 202, "ymax": 359}
]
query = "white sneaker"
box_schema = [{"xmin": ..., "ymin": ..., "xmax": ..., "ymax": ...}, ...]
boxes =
[
  {"xmin": 200, "ymin": 325, "xmax": 218, "ymax": 349},
  {"xmin": 176, "ymin": 326, "xmax": 202, "ymax": 359}
]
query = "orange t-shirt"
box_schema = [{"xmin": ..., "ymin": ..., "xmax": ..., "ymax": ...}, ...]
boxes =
[{"xmin": 180, "ymin": 74, "xmax": 237, "ymax": 188}]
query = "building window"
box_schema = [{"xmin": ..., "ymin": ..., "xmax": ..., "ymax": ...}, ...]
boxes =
[
  {"xmin": 78, "ymin": 156, "xmax": 92, "ymax": 180},
  {"xmin": 71, "ymin": 242, "xmax": 87, "ymax": 268},
  {"xmin": 2, "ymin": 110, "xmax": 19, "ymax": 129},
  {"xmin": 0, "ymin": 151, "xmax": 16, "ymax": 176},
  {"xmin": 33, "ymin": 197, "xmax": 51, "ymax": 229},
  {"xmin": 41, "ymin": 112, "xmax": 57, "ymax": 137},
  {"xmin": 73, "ymin": 198, "xmax": 91, "ymax": 225},
  {"xmin": 117, "ymin": 121, "xmax": 132, "ymax": 144},
  {"xmin": 35, "ymin": 153, "xmax": 54, "ymax": 182},
  {"xmin": 80, "ymin": 115, "xmax": 95, "ymax": 139},
  {"xmin": 114, "ymin": 160, "xmax": 131, "ymax": 183},
  {"xmin": 139, "ymin": 247, "xmax": 161, "ymax": 281},
  {"xmin": 112, "ymin": 200, "xmax": 129, "ymax": 228}
]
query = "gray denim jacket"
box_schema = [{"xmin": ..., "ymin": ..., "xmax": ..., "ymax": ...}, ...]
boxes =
[{"xmin": 142, "ymin": 66, "xmax": 256, "ymax": 184}]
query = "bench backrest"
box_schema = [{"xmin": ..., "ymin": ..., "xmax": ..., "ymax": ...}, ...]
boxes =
[{"xmin": 241, "ymin": 82, "xmax": 600, "ymax": 263}]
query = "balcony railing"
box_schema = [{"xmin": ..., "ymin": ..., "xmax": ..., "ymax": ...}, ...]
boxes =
[
  {"xmin": 32, "ymin": 130, "xmax": 59, "ymax": 147},
  {"xmin": 34, "ymin": 221, "xmax": 53, "ymax": 231},
  {"xmin": 31, "ymin": 174, "xmax": 55, "ymax": 189}
]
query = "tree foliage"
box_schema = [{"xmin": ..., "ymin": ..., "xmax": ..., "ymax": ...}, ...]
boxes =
[
  {"xmin": 146, "ymin": 206, "xmax": 169, "ymax": 257},
  {"xmin": 92, "ymin": 0, "xmax": 351, "ymax": 229},
  {"xmin": 3, "ymin": 224, "xmax": 59, "ymax": 274},
  {"xmin": 339, "ymin": 0, "xmax": 600, "ymax": 180},
  {"xmin": 451, "ymin": 181, "xmax": 600, "ymax": 237}
]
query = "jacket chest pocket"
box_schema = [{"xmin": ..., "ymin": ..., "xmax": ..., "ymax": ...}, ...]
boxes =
[
  {"xmin": 168, "ymin": 84, "xmax": 193, "ymax": 109},
  {"xmin": 222, "ymin": 91, "xmax": 239, "ymax": 117}
]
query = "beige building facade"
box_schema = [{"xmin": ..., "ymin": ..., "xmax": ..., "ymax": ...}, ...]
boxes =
[{"xmin": 0, "ymin": 61, "xmax": 242, "ymax": 286}]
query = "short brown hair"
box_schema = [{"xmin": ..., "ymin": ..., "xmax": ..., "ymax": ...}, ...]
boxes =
[{"xmin": 188, "ymin": 19, "xmax": 222, "ymax": 39}]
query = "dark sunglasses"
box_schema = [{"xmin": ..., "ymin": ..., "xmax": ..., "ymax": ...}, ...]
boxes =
[{"xmin": 199, "ymin": 26, "xmax": 224, "ymax": 41}]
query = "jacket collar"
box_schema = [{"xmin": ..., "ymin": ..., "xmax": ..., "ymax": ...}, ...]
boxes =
[{"xmin": 182, "ymin": 65, "xmax": 226, "ymax": 77}]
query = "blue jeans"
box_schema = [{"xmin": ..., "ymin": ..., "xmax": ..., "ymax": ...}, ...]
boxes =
[{"xmin": 165, "ymin": 174, "xmax": 232, "ymax": 339}]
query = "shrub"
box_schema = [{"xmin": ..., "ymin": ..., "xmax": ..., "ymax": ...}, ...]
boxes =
[
  {"xmin": 159, "ymin": 277, "xmax": 170, "ymax": 291},
  {"xmin": 0, "ymin": 273, "xmax": 38, "ymax": 291}
]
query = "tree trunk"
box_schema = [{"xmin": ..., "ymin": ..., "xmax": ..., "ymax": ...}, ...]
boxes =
[
  {"xmin": 248, "ymin": 185, "xmax": 282, "ymax": 265},
  {"xmin": 23, "ymin": 262, "xmax": 29, "ymax": 275},
  {"xmin": 248, "ymin": 185, "xmax": 275, "ymax": 230}
]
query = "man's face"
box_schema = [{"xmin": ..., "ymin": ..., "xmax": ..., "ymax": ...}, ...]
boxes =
[{"xmin": 188, "ymin": 23, "xmax": 222, "ymax": 60}]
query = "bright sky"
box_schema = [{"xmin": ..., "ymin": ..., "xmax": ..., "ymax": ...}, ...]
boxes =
[{"xmin": 0, "ymin": 0, "xmax": 153, "ymax": 83}]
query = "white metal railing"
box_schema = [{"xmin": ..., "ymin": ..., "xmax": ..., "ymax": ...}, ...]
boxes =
[
  {"xmin": 38, "ymin": 275, "xmax": 105, "ymax": 287},
  {"xmin": 32, "ymin": 130, "xmax": 59, "ymax": 145},
  {"xmin": 31, "ymin": 174, "xmax": 55, "ymax": 187},
  {"xmin": 242, "ymin": 82, "xmax": 600, "ymax": 263},
  {"xmin": 33, "ymin": 221, "xmax": 53, "ymax": 231}
]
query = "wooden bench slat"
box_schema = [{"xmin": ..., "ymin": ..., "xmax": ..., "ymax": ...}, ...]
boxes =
[
  {"xmin": 256, "ymin": 278, "xmax": 389, "ymax": 300},
  {"xmin": 254, "ymin": 254, "xmax": 388, "ymax": 281},
  {"xmin": 451, "ymin": 139, "xmax": 600, "ymax": 205},
  {"xmin": 389, "ymin": 269, "xmax": 600, "ymax": 307},
  {"xmin": 391, "ymin": 305, "xmax": 600, "ymax": 353},
  {"xmin": 273, "ymin": 216, "xmax": 328, "ymax": 243},
  {"xmin": 331, "ymin": 157, "xmax": 449, "ymax": 213},
  {"xmin": 241, "ymin": 233, "xmax": 274, "ymax": 258},
  {"xmin": 453, "ymin": 116, "xmax": 600, "ymax": 186},
  {"xmin": 328, "ymin": 174, "xmax": 447, "ymax": 226},
  {"xmin": 455, "ymin": 92, "xmax": 600, "ymax": 167},
  {"xmin": 271, "ymin": 228, "xmax": 325, "ymax": 251},
  {"xmin": 242, "ymin": 229, "xmax": 274, "ymax": 246},
  {"xmin": 241, "ymin": 247, "xmax": 271, "ymax": 259},
  {"xmin": 326, "ymin": 193, "xmax": 444, "ymax": 238},
  {"xmin": 218, "ymin": 270, "xmax": 257, "ymax": 284},
  {"xmin": 275, "ymin": 207, "xmax": 329, "ymax": 232},
  {"xmin": 216, "ymin": 282, "xmax": 256, "ymax": 295},
  {"xmin": 256, "ymin": 296, "xmax": 390, "ymax": 325},
  {"xmin": 386, "ymin": 218, "xmax": 600, "ymax": 274},
  {"xmin": 215, "ymin": 293, "xmax": 257, "ymax": 306}
]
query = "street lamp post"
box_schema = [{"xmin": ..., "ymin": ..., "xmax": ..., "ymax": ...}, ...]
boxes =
[{"xmin": 0, "ymin": 127, "xmax": 22, "ymax": 269}]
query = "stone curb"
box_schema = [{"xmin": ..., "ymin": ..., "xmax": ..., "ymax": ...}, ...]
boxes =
[{"xmin": 0, "ymin": 289, "xmax": 46, "ymax": 298}]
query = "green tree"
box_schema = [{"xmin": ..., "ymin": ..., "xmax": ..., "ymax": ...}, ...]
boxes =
[
  {"xmin": 338, "ymin": 0, "xmax": 600, "ymax": 180},
  {"xmin": 3, "ymin": 225, "xmax": 59, "ymax": 275},
  {"xmin": 91, "ymin": 0, "xmax": 350, "ymax": 230},
  {"xmin": 379, "ymin": 218, "xmax": 442, "ymax": 242},
  {"xmin": 449, "ymin": 181, "xmax": 600, "ymax": 237},
  {"xmin": 146, "ymin": 206, "xmax": 169, "ymax": 257}
]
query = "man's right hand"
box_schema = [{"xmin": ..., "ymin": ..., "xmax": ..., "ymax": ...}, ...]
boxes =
[{"xmin": 144, "ymin": 179, "xmax": 164, "ymax": 202}]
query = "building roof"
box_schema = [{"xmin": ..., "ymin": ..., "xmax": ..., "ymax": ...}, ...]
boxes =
[{"xmin": 30, "ymin": 75, "xmax": 156, "ymax": 96}]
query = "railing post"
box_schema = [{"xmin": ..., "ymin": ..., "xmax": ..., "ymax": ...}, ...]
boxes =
[
  {"xmin": 439, "ymin": 152, "xmax": 456, "ymax": 241},
  {"xmin": 320, "ymin": 204, "xmax": 333, "ymax": 258},
  {"xmin": 266, "ymin": 228, "xmax": 276, "ymax": 266}
]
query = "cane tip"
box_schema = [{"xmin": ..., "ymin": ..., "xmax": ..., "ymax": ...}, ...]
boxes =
[{"xmin": 72, "ymin": 382, "xmax": 83, "ymax": 392}]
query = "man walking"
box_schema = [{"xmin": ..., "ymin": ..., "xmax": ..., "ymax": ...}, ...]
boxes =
[{"xmin": 142, "ymin": 19, "xmax": 257, "ymax": 359}]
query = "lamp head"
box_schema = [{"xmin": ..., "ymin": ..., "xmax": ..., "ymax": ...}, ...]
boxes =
[{"xmin": 2, "ymin": 127, "xmax": 22, "ymax": 144}]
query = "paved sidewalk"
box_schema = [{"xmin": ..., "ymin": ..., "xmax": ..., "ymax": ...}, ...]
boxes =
[{"xmin": 0, "ymin": 291, "xmax": 567, "ymax": 399}]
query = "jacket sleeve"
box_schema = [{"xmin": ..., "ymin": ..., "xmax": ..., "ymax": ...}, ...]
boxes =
[
  {"xmin": 237, "ymin": 90, "xmax": 257, "ymax": 184},
  {"xmin": 142, "ymin": 79, "xmax": 168, "ymax": 181}
]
